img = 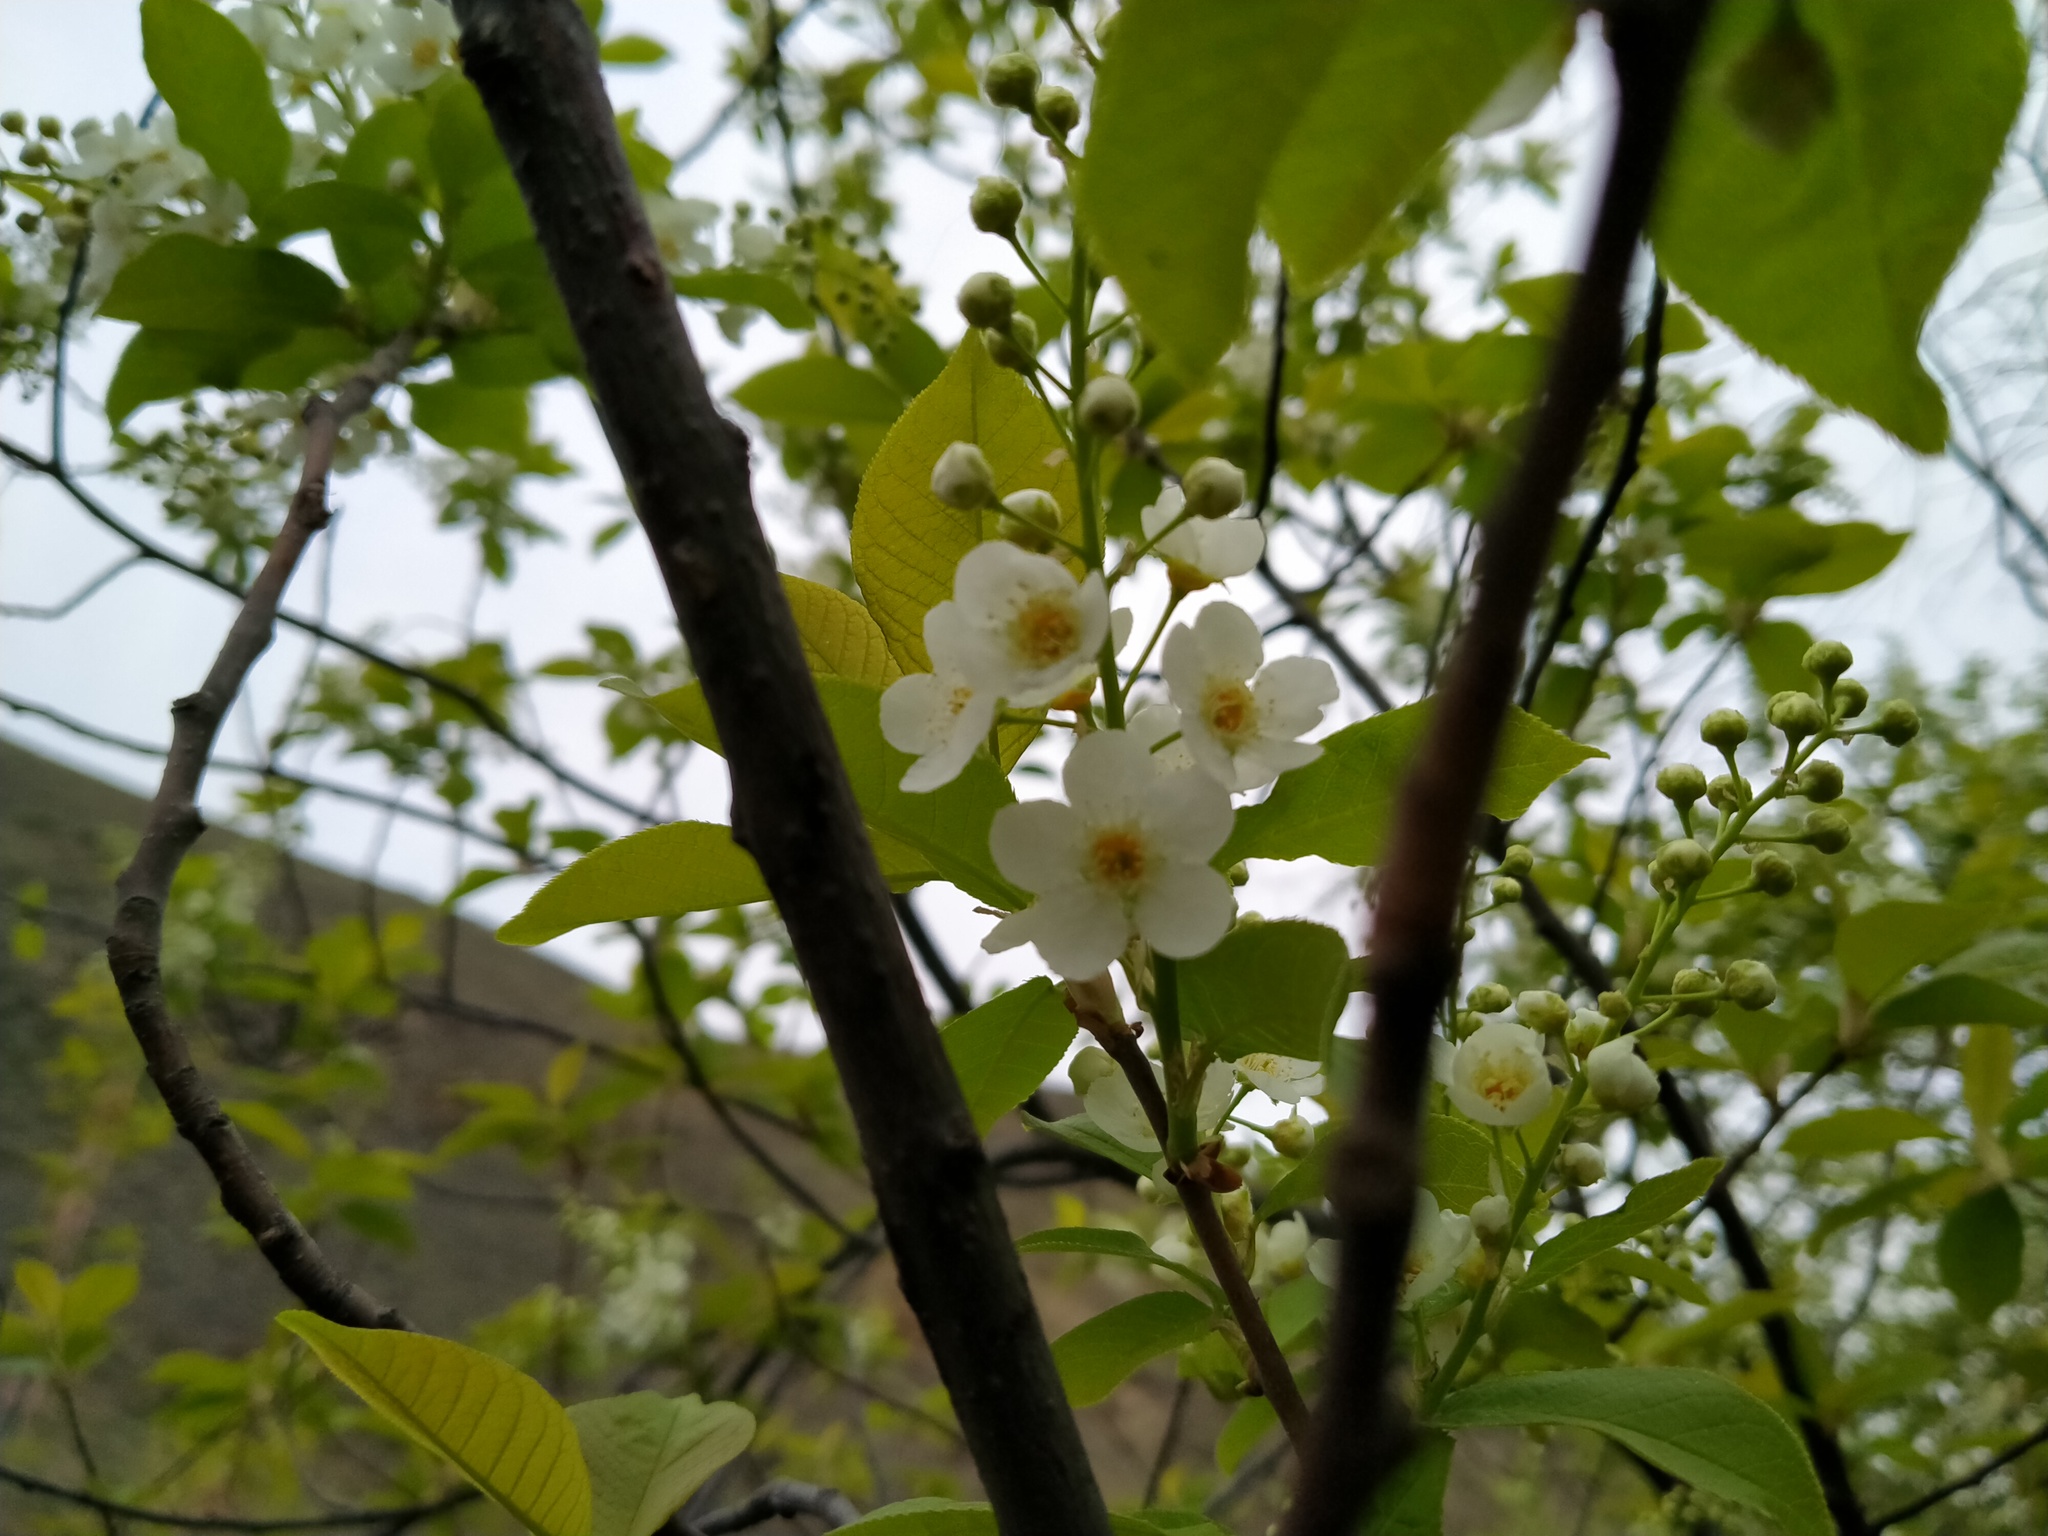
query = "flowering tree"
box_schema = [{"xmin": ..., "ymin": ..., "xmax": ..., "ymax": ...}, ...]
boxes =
[{"xmin": 3, "ymin": 1, "xmax": 2047, "ymax": 1535}]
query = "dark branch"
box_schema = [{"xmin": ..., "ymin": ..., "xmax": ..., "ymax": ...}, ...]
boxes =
[
  {"xmin": 105, "ymin": 334, "xmax": 418, "ymax": 1333},
  {"xmin": 1870, "ymin": 1417, "xmax": 2048, "ymax": 1532},
  {"xmin": 893, "ymin": 892, "xmax": 972, "ymax": 1016},
  {"xmin": 0, "ymin": 553, "xmax": 145, "ymax": 619},
  {"xmin": 0, "ymin": 1466, "xmax": 475, "ymax": 1532},
  {"xmin": 448, "ymin": 7, "xmax": 1110, "ymax": 1531},
  {"xmin": 682, "ymin": 1479, "xmax": 860, "ymax": 1535},
  {"xmin": 1284, "ymin": 10, "xmax": 1713, "ymax": 1533}
]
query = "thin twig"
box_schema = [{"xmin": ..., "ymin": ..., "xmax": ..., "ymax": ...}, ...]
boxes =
[
  {"xmin": 1254, "ymin": 274, "xmax": 1290, "ymax": 517},
  {"xmin": 893, "ymin": 892, "xmax": 971, "ymax": 1016},
  {"xmin": 1869, "ymin": 1417, "xmax": 2048, "ymax": 1532},
  {"xmin": 1144, "ymin": 1379, "xmax": 1194, "ymax": 1506},
  {"xmin": 0, "ymin": 1467, "xmax": 476, "ymax": 1533},
  {"xmin": 0, "ymin": 553, "xmax": 144, "ymax": 619},
  {"xmin": 104, "ymin": 333, "xmax": 419, "ymax": 1332},
  {"xmin": 1258, "ymin": 559, "xmax": 1398, "ymax": 712},
  {"xmin": 1708, "ymin": 1050, "xmax": 1847, "ymax": 1197},
  {"xmin": 682, "ymin": 1479, "xmax": 860, "ymax": 1535}
]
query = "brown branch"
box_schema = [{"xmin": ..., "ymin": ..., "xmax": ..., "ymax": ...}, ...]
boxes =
[
  {"xmin": 1708, "ymin": 1050, "xmax": 1848, "ymax": 1197},
  {"xmin": 0, "ymin": 1465, "xmax": 476, "ymax": 1532},
  {"xmin": 104, "ymin": 333, "xmax": 418, "ymax": 1332},
  {"xmin": 1870, "ymin": 1416, "xmax": 2048, "ymax": 1532},
  {"xmin": 684, "ymin": 1479, "xmax": 861, "ymax": 1535},
  {"xmin": 447, "ymin": 7, "xmax": 1109, "ymax": 1531},
  {"xmin": 1284, "ymin": 9, "xmax": 1714, "ymax": 1534}
]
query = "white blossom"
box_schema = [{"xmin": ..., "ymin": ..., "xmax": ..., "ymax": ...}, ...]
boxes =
[
  {"xmin": 948, "ymin": 541, "xmax": 1109, "ymax": 709},
  {"xmin": 1251, "ymin": 1214, "xmax": 1312, "ymax": 1290},
  {"xmin": 1587, "ymin": 1037, "xmax": 1660, "ymax": 1113},
  {"xmin": 880, "ymin": 602, "xmax": 998, "ymax": 792},
  {"xmin": 358, "ymin": 2, "xmax": 461, "ymax": 93},
  {"xmin": 1128, "ymin": 700, "xmax": 1199, "ymax": 775},
  {"xmin": 1402, "ymin": 1191, "xmax": 1478, "ymax": 1302},
  {"xmin": 1141, "ymin": 485, "xmax": 1264, "ymax": 584},
  {"xmin": 1162, "ymin": 602, "xmax": 1339, "ymax": 791},
  {"xmin": 1446, "ymin": 1018, "xmax": 1553, "ymax": 1127},
  {"xmin": 1082, "ymin": 1058, "xmax": 1236, "ymax": 1152},
  {"xmin": 1232, "ymin": 1053, "xmax": 1325, "ymax": 1103},
  {"xmin": 645, "ymin": 194, "xmax": 719, "ymax": 272}
]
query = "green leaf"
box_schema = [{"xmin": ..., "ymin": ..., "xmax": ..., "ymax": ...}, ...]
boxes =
[
  {"xmin": 241, "ymin": 328, "xmax": 374, "ymax": 395},
  {"xmin": 675, "ymin": 268, "xmax": 815, "ymax": 330},
  {"xmin": 780, "ymin": 576, "xmax": 903, "ymax": 687},
  {"xmin": 1020, "ymin": 1110, "xmax": 1156, "ymax": 1179},
  {"xmin": 1258, "ymin": 1138, "xmax": 1327, "ymax": 1218},
  {"xmin": 566, "ymin": 1393, "xmax": 752, "ymax": 1536},
  {"xmin": 851, "ymin": 331, "xmax": 1079, "ymax": 672},
  {"xmin": 1217, "ymin": 1396, "xmax": 1279, "ymax": 1474},
  {"xmin": 1051, "ymin": 1291, "xmax": 1213, "ymax": 1407},
  {"xmin": 1079, "ymin": 0, "xmax": 1552, "ymax": 372},
  {"xmin": 1874, "ymin": 974, "xmax": 2048, "ymax": 1031},
  {"xmin": 100, "ymin": 236, "xmax": 343, "ymax": 333},
  {"xmin": 409, "ymin": 380, "xmax": 537, "ymax": 459},
  {"xmin": 259, "ymin": 180, "xmax": 424, "ymax": 286},
  {"xmin": 1493, "ymin": 1291, "xmax": 1613, "ymax": 1368},
  {"xmin": 222, "ymin": 1099, "xmax": 311, "ymax": 1161},
  {"xmin": 1653, "ymin": 0, "xmax": 2027, "ymax": 451},
  {"xmin": 1937, "ymin": 1184, "xmax": 2022, "ymax": 1322},
  {"xmin": 1423, "ymin": 1114, "xmax": 1495, "ymax": 1215},
  {"xmin": 1360, "ymin": 1428, "xmax": 1452, "ymax": 1536},
  {"xmin": 104, "ymin": 327, "xmax": 284, "ymax": 424},
  {"xmin": 279, "ymin": 1312, "xmax": 592, "ymax": 1536},
  {"xmin": 428, "ymin": 77, "xmax": 509, "ymax": 222},
  {"xmin": 731, "ymin": 355, "xmax": 906, "ymax": 429},
  {"xmin": 940, "ymin": 979, "xmax": 1077, "ymax": 1134},
  {"xmin": 1835, "ymin": 900, "xmax": 1997, "ymax": 999},
  {"xmin": 840, "ymin": 1502, "xmax": 1192, "ymax": 1536},
  {"xmin": 341, "ymin": 99, "xmax": 435, "ymax": 201},
  {"xmin": 1177, "ymin": 920, "xmax": 1350, "ymax": 1061},
  {"xmin": 1522, "ymin": 1159, "xmax": 1724, "ymax": 1290},
  {"xmin": 1432, "ymin": 1368, "xmax": 1830, "ymax": 1536},
  {"xmin": 449, "ymin": 333, "xmax": 564, "ymax": 389},
  {"xmin": 1017, "ymin": 1226, "xmax": 1224, "ymax": 1306},
  {"xmin": 1589, "ymin": 1247, "xmax": 1712, "ymax": 1307},
  {"xmin": 1222, "ymin": 702, "xmax": 1601, "ymax": 867},
  {"xmin": 140, "ymin": 0, "xmax": 290, "ymax": 204},
  {"xmin": 1780, "ymin": 1106, "xmax": 1953, "ymax": 1159},
  {"xmin": 1681, "ymin": 508, "xmax": 1908, "ymax": 602},
  {"xmin": 599, "ymin": 34, "xmax": 671, "ymax": 65}
]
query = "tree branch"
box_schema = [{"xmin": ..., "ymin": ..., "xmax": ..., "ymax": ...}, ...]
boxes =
[
  {"xmin": 1283, "ymin": 10, "xmax": 1713, "ymax": 1533},
  {"xmin": 104, "ymin": 333, "xmax": 419, "ymax": 1332},
  {"xmin": 1869, "ymin": 1416, "xmax": 2048, "ymax": 1531},
  {"xmin": 0, "ymin": 552, "xmax": 145, "ymax": 619},
  {"xmin": 682, "ymin": 1479, "xmax": 860, "ymax": 1535},
  {"xmin": 448, "ymin": 7, "xmax": 1110, "ymax": 1531},
  {"xmin": 0, "ymin": 1465, "xmax": 476, "ymax": 1532}
]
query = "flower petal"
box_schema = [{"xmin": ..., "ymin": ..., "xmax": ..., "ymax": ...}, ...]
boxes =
[
  {"xmin": 1133, "ymin": 863, "xmax": 1236, "ymax": 958},
  {"xmin": 1137, "ymin": 764, "xmax": 1236, "ymax": 862},
  {"xmin": 1062, "ymin": 727, "xmax": 1152, "ymax": 823},
  {"xmin": 988, "ymin": 799, "xmax": 1086, "ymax": 894},
  {"xmin": 1193, "ymin": 600, "xmax": 1264, "ymax": 679},
  {"xmin": 1004, "ymin": 884, "xmax": 1132, "ymax": 978},
  {"xmin": 1197, "ymin": 517, "xmax": 1265, "ymax": 578}
]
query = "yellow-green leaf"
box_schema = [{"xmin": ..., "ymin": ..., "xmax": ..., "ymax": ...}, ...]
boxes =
[
  {"xmin": 1050, "ymin": 1291, "xmax": 1213, "ymax": 1407},
  {"xmin": 851, "ymin": 331, "xmax": 1077, "ymax": 672},
  {"xmin": 940, "ymin": 978, "xmax": 1077, "ymax": 1134},
  {"xmin": 567, "ymin": 1393, "xmax": 753, "ymax": 1536},
  {"xmin": 278, "ymin": 1312, "xmax": 592, "ymax": 1536},
  {"xmin": 781, "ymin": 575, "xmax": 902, "ymax": 687}
]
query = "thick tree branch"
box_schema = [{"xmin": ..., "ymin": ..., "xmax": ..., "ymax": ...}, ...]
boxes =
[
  {"xmin": 1284, "ymin": 9, "xmax": 1713, "ymax": 1533},
  {"xmin": 448, "ymin": 7, "xmax": 1109, "ymax": 1531},
  {"xmin": 104, "ymin": 338, "xmax": 419, "ymax": 1331},
  {"xmin": 0, "ymin": 1465, "xmax": 475, "ymax": 1532}
]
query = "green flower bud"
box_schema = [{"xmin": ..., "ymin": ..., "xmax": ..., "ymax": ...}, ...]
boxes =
[
  {"xmin": 1802, "ymin": 639, "xmax": 1853, "ymax": 684},
  {"xmin": 1077, "ymin": 375, "xmax": 1141, "ymax": 437},
  {"xmin": 1656, "ymin": 763, "xmax": 1708, "ymax": 808},
  {"xmin": 51, "ymin": 212, "xmax": 85, "ymax": 244},
  {"xmin": 1651, "ymin": 838, "xmax": 1713, "ymax": 890},
  {"xmin": 999, "ymin": 488, "xmax": 1063, "ymax": 552},
  {"xmin": 985, "ymin": 312, "xmax": 1040, "ymax": 372},
  {"xmin": 956, "ymin": 271, "xmax": 1016, "ymax": 329},
  {"xmin": 1218, "ymin": 1141, "xmax": 1252, "ymax": 1169},
  {"xmin": 1672, "ymin": 967, "xmax": 1720, "ymax": 1016},
  {"xmin": 969, "ymin": 175, "xmax": 1024, "ymax": 237},
  {"xmin": 1799, "ymin": 758, "xmax": 1844, "ymax": 803},
  {"xmin": 1805, "ymin": 808, "xmax": 1852, "ymax": 854},
  {"xmin": 1832, "ymin": 678, "xmax": 1869, "ymax": 721},
  {"xmin": 36, "ymin": 115, "xmax": 62, "ymax": 139},
  {"xmin": 1135, "ymin": 1174, "xmax": 1179, "ymax": 1207},
  {"xmin": 1034, "ymin": 84, "xmax": 1081, "ymax": 138},
  {"xmin": 1182, "ymin": 456, "xmax": 1247, "ymax": 519},
  {"xmin": 0, "ymin": 112, "xmax": 23, "ymax": 135},
  {"xmin": 1499, "ymin": 844, "xmax": 1534, "ymax": 878},
  {"xmin": 1751, "ymin": 850, "xmax": 1797, "ymax": 896},
  {"xmin": 1701, "ymin": 708, "xmax": 1750, "ymax": 752},
  {"xmin": 1566, "ymin": 1009, "xmax": 1608, "ymax": 1059},
  {"xmin": 1722, "ymin": 2, "xmax": 1836, "ymax": 154},
  {"xmin": 1768, "ymin": 689, "xmax": 1826, "ymax": 741},
  {"xmin": 1268, "ymin": 1115, "xmax": 1315, "ymax": 1160},
  {"xmin": 1069, "ymin": 1045, "xmax": 1118, "ymax": 1095},
  {"xmin": 983, "ymin": 52, "xmax": 1041, "ymax": 112},
  {"xmin": 1516, "ymin": 989, "xmax": 1570, "ymax": 1034},
  {"xmin": 1452, "ymin": 1009, "xmax": 1484, "ymax": 1039},
  {"xmin": 17, "ymin": 140, "xmax": 51, "ymax": 168},
  {"xmin": 1706, "ymin": 773, "xmax": 1747, "ymax": 812},
  {"xmin": 1489, "ymin": 876, "xmax": 1523, "ymax": 906},
  {"xmin": 1598, "ymin": 991, "xmax": 1632, "ymax": 1022},
  {"xmin": 13, "ymin": 210, "xmax": 40, "ymax": 233},
  {"xmin": 1723, "ymin": 958, "xmax": 1778, "ymax": 1011},
  {"xmin": 1467, "ymin": 982, "xmax": 1513, "ymax": 1015},
  {"xmin": 1875, "ymin": 699, "xmax": 1920, "ymax": 746},
  {"xmin": 1226, "ymin": 860, "xmax": 1250, "ymax": 887},
  {"xmin": 930, "ymin": 442, "xmax": 998, "ymax": 510},
  {"xmin": 1469, "ymin": 1193, "xmax": 1513, "ymax": 1244},
  {"xmin": 1559, "ymin": 1142, "xmax": 1607, "ymax": 1187}
]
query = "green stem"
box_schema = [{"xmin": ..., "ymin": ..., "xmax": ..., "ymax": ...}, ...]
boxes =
[
  {"xmin": 1067, "ymin": 224, "xmax": 1123, "ymax": 729},
  {"xmin": 1128, "ymin": 591, "xmax": 1183, "ymax": 679},
  {"xmin": 1007, "ymin": 235, "xmax": 1064, "ymax": 308}
]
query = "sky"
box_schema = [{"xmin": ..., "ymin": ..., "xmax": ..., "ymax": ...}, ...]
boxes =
[{"xmin": 1, "ymin": 0, "xmax": 2043, "ymax": 1018}]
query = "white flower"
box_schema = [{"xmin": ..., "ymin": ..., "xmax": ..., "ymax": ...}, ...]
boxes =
[
  {"xmin": 1141, "ymin": 486, "xmax": 1265, "ymax": 585},
  {"xmin": 880, "ymin": 602, "xmax": 998, "ymax": 792},
  {"xmin": 1587, "ymin": 1037, "xmax": 1661, "ymax": 1113},
  {"xmin": 1251, "ymin": 1214, "xmax": 1312, "ymax": 1290},
  {"xmin": 1446, "ymin": 1019, "xmax": 1553, "ymax": 1127},
  {"xmin": 1162, "ymin": 603, "xmax": 1339, "ymax": 791},
  {"xmin": 1128, "ymin": 701, "xmax": 1198, "ymax": 775},
  {"xmin": 1469, "ymin": 1193, "xmax": 1513, "ymax": 1244},
  {"xmin": 1307, "ymin": 1236, "xmax": 1339, "ymax": 1287},
  {"xmin": 1081, "ymin": 1058, "xmax": 1235, "ymax": 1152},
  {"xmin": 985, "ymin": 730, "xmax": 1236, "ymax": 978},
  {"xmin": 731, "ymin": 221, "xmax": 781, "ymax": 266},
  {"xmin": 1403, "ymin": 1191, "xmax": 1478, "ymax": 1303},
  {"xmin": 1232, "ymin": 1053, "xmax": 1325, "ymax": 1103},
  {"xmin": 360, "ymin": 3, "xmax": 461, "ymax": 93},
  {"xmin": 1559, "ymin": 1141, "xmax": 1607, "ymax": 1186},
  {"xmin": 646, "ymin": 195, "xmax": 719, "ymax": 272},
  {"xmin": 948, "ymin": 541, "xmax": 1109, "ymax": 709}
]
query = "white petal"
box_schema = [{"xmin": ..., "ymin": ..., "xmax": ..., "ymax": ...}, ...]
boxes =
[
  {"xmin": 1255, "ymin": 656, "xmax": 1341, "ymax": 731},
  {"xmin": 923, "ymin": 600, "xmax": 972, "ymax": 668},
  {"xmin": 1127, "ymin": 702, "xmax": 1183, "ymax": 750},
  {"xmin": 1137, "ymin": 765, "xmax": 1235, "ymax": 862},
  {"xmin": 1197, "ymin": 518, "xmax": 1266, "ymax": 578},
  {"xmin": 898, "ymin": 686, "xmax": 995, "ymax": 792},
  {"xmin": 954, "ymin": 539, "xmax": 1061, "ymax": 614},
  {"xmin": 1193, "ymin": 601, "xmax": 1264, "ymax": 679},
  {"xmin": 1084, "ymin": 1070, "xmax": 1161, "ymax": 1151},
  {"xmin": 1196, "ymin": 1059, "xmax": 1238, "ymax": 1132},
  {"xmin": 988, "ymin": 799, "xmax": 1087, "ymax": 894},
  {"xmin": 1307, "ymin": 1237, "xmax": 1341, "ymax": 1287},
  {"xmin": 1161, "ymin": 621, "xmax": 1205, "ymax": 702},
  {"xmin": 1234, "ymin": 1053, "xmax": 1327, "ymax": 1103},
  {"xmin": 1231, "ymin": 737, "xmax": 1320, "ymax": 791},
  {"xmin": 1110, "ymin": 605, "xmax": 1134, "ymax": 655},
  {"xmin": 1179, "ymin": 725, "xmax": 1239, "ymax": 788},
  {"xmin": 880, "ymin": 672, "xmax": 951, "ymax": 755},
  {"xmin": 1140, "ymin": 486, "xmax": 1187, "ymax": 541},
  {"xmin": 1008, "ymin": 885, "xmax": 1133, "ymax": 978},
  {"xmin": 1133, "ymin": 863, "xmax": 1236, "ymax": 958},
  {"xmin": 1062, "ymin": 728, "xmax": 1151, "ymax": 823}
]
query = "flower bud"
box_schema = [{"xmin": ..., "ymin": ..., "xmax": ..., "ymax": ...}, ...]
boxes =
[
  {"xmin": 17, "ymin": 140, "xmax": 51, "ymax": 168},
  {"xmin": 36, "ymin": 115, "xmax": 62, "ymax": 139},
  {"xmin": 13, "ymin": 210, "xmax": 39, "ymax": 233},
  {"xmin": 1723, "ymin": 958, "xmax": 1777, "ymax": 1011},
  {"xmin": 1070, "ymin": 1045, "xmax": 1118, "ymax": 1095},
  {"xmin": 1874, "ymin": 700, "xmax": 1920, "ymax": 746},
  {"xmin": 1672, "ymin": 967, "xmax": 1720, "ymax": 1016},
  {"xmin": 1489, "ymin": 876, "xmax": 1523, "ymax": 906},
  {"xmin": 999, "ymin": 488, "xmax": 1063, "ymax": 552},
  {"xmin": 1587, "ymin": 1037, "xmax": 1660, "ymax": 1114},
  {"xmin": 1598, "ymin": 991, "xmax": 1632, "ymax": 1022},
  {"xmin": 1226, "ymin": 860, "xmax": 1250, "ymax": 888},
  {"xmin": 1706, "ymin": 773, "xmax": 1747, "ymax": 812},
  {"xmin": 0, "ymin": 112, "xmax": 23, "ymax": 135},
  {"xmin": 1651, "ymin": 838, "xmax": 1713, "ymax": 891},
  {"xmin": 1466, "ymin": 982, "xmax": 1512, "ymax": 1016},
  {"xmin": 1034, "ymin": 84, "xmax": 1081, "ymax": 138},
  {"xmin": 1559, "ymin": 1142, "xmax": 1607, "ymax": 1187},
  {"xmin": 1768, "ymin": 689, "xmax": 1826, "ymax": 741},
  {"xmin": 969, "ymin": 175, "xmax": 1024, "ymax": 237},
  {"xmin": 1566, "ymin": 1010, "xmax": 1607, "ymax": 1059},
  {"xmin": 1751, "ymin": 849, "xmax": 1797, "ymax": 896},
  {"xmin": 956, "ymin": 271, "xmax": 1016, "ymax": 329},
  {"xmin": 1499, "ymin": 844, "xmax": 1534, "ymax": 878},
  {"xmin": 1218, "ymin": 1141, "xmax": 1252, "ymax": 1169},
  {"xmin": 1268, "ymin": 1115, "xmax": 1315, "ymax": 1160},
  {"xmin": 1804, "ymin": 808, "xmax": 1852, "ymax": 854},
  {"xmin": 1515, "ymin": 990, "xmax": 1570, "ymax": 1035},
  {"xmin": 1470, "ymin": 1193, "xmax": 1513, "ymax": 1245},
  {"xmin": 1135, "ymin": 1175, "xmax": 1178, "ymax": 1207},
  {"xmin": 1182, "ymin": 457, "xmax": 1247, "ymax": 521},
  {"xmin": 1832, "ymin": 679, "xmax": 1869, "ymax": 721},
  {"xmin": 986, "ymin": 312, "xmax": 1039, "ymax": 371},
  {"xmin": 983, "ymin": 52, "xmax": 1041, "ymax": 111},
  {"xmin": 1701, "ymin": 708, "xmax": 1750, "ymax": 753},
  {"xmin": 1802, "ymin": 639, "xmax": 1853, "ymax": 684},
  {"xmin": 1078, "ymin": 375, "xmax": 1141, "ymax": 437},
  {"xmin": 1219, "ymin": 1187, "xmax": 1252, "ymax": 1243},
  {"xmin": 930, "ymin": 441, "xmax": 997, "ymax": 510},
  {"xmin": 1799, "ymin": 758, "xmax": 1844, "ymax": 803},
  {"xmin": 1656, "ymin": 763, "xmax": 1707, "ymax": 809}
]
